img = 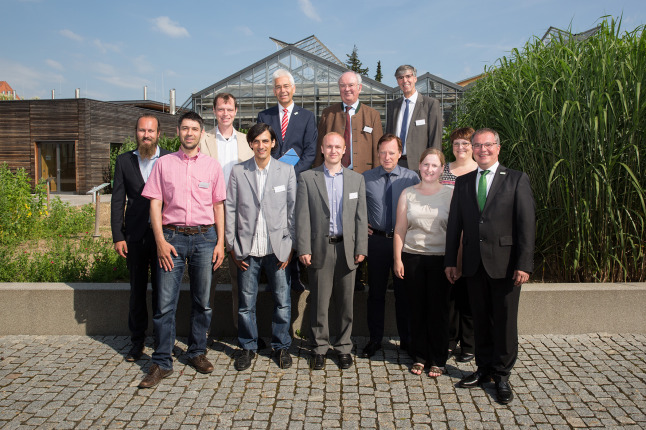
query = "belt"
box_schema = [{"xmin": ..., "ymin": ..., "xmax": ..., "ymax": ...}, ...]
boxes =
[
  {"xmin": 328, "ymin": 235, "xmax": 343, "ymax": 244},
  {"xmin": 371, "ymin": 229, "xmax": 394, "ymax": 239},
  {"xmin": 162, "ymin": 224, "xmax": 214, "ymax": 235}
]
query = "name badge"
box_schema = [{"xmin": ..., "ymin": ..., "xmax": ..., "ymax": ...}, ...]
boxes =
[
  {"xmin": 363, "ymin": 126, "xmax": 373, "ymax": 133},
  {"xmin": 415, "ymin": 119, "xmax": 426, "ymax": 126},
  {"xmin": 274, "ymin": 185, "xmax": 286, "ymax": 192},
  {"xmin": 349, "ymin": 192, "xmax": 358, "ymax": 200},
  {"xmin": 198, "ymin": 182, "xmax": 210, "ymax": 188}
]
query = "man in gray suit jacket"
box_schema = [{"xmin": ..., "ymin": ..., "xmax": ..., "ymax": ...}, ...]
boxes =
[
  {"xmin": 296, "ymin": 132, "xmax": 368, "ymax": 370},
  {"xmin": 225, "ymin": 123, "xmax": 297, "ymax": 371},
  {"xmin": 386, "ymin": 65, "xmax": 443, "ymax": 171}
]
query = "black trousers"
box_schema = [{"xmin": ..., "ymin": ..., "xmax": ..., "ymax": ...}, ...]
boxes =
[
  {"xmin": 402, "ymin": 253, "xmax": 450, "ymax": 367},
  {"xmin": 448, "ymin": 277, "xmax": 474, "ymax": 354},
  {"xmin": 466, "ymin": 264, "xmax": 521, "ymax": 382},
  {"xmin": 366, "ymin": 234, "xmax": 410, "ymax": 345},
  {"xmin": 126, "ymin": 228, "xmax": 159, "ymax": 345}
]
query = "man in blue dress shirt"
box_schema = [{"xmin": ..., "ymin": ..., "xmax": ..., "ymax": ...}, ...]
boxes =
[{"xmin": 360, "ymin": 133, "xmax": 420, "ymax": 358}]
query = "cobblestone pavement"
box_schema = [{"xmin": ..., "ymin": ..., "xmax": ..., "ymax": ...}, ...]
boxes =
[{"xmin": 1, "ymin": 334, "xmax": 644, "ymax": 429}]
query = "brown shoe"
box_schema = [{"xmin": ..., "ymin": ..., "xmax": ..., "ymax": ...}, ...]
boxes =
[
  {"xmin": 138, "ymin": 364, "xmax": 173, "ymax": 389},
  {"xmin": 187, "ymin": 354, "xmax": 214, "ymax": 374}
]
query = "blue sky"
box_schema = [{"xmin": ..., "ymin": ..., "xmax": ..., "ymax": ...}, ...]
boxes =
[{"xmin": 2, "ymin": 0, "xmax": 644, "ymax": 105}]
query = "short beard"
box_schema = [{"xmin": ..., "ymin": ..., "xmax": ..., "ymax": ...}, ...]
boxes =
[{"xmin": 137, "ymin": 140, "xmax": 158, "ymax": 159}]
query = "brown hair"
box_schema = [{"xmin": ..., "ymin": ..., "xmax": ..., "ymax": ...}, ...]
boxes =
[
  {"xmin": 377, "ymin": 133, "xmax": 402, "ymax": 153},
  {"xmin": 419, "ymin": 148, "xmax": 445, "ymax": 166},
  {"xmin": 449, "ymin": 127, "xmax": 475, "ymax": 143}
]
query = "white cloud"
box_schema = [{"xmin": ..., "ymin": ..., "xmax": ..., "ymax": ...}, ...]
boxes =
[
  {"xmin": 236, "ymin": 26, "xmax": 253, "ymax": 37},
  {"xmin": 45, "ymin": 59, "xmax": 64, "ymax": 71},
  {"xmin": 97, "ymin": 75, "xmax": 149, "ymax": 90},
  {"xmin": 297, "ymin": 0, "xmax": 321, "ymax": 22},
  {"xmin": 93, "ymin": 39, "xmax": 120, "ymax": 54},
  {"xmin": 60, "ymin": 29, "xmax": 83, "ymax": 42},
  {"xmin": 92, "ymin": 62, "xmax": 118, "ymax": 76},
  {"xmin": 0, "ymin": 58, "xmax": 64, "ymax": 97},
  {"xmin": 133, "ymin": 55, "xmax": 154, "ymax": 74},
  {"xmin": 151, "ymin": 16, "xmax": 189, "ymax": 38}
]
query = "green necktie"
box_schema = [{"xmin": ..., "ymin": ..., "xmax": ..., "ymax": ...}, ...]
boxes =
[{"xmin": 478, "ymin": 170, "xmax": 489, "ymax": 211}]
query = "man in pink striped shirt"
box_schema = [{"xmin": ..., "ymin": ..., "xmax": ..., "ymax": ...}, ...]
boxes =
[{"xmin": 138, "ymin": 111, "xmax": 226, "ymax": 389}]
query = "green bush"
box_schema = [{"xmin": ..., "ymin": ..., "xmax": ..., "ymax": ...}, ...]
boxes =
[
  {"xmin": 454, "ymin": 17, "xmax": 645, "ymax": 282},
  {"xmin": 0, "ymin": 164, "xmax": 47, "ymax": 245}
]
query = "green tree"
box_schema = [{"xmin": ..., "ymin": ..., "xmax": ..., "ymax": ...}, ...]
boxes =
[
  {"xmin": 374, "ymin": 61, "xmax": 383, "ymax": 82},
  {"xmin": 345, "ymin": 45, "xmax": 369, "ymax": 76}
]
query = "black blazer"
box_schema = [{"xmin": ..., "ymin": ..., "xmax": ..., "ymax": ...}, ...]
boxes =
[
  {"xmin": 111, "ymin": 148, "xmax": 171, "ymax": 243},
  {"xmin": 257, "ymin": 105, "xmax": 317, "ymax": 176},
  {"xmin": 445, "ymin": 165, "xmax": 536, "ymax": 279}
]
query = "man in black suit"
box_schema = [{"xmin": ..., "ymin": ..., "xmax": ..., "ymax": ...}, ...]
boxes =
[
  {"xmin": 257, "ymin": 68, "xmax": 318, "ymax": 292},
  {"xmin": 445, "ymin": 128, "xmax": 535, "ymax": 405},
  {"xmin": 111, "ymin": 114, "xmax": 171, "ymax": 362}
]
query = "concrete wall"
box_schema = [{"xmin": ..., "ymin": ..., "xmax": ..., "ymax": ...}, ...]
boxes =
[{"xmin": 0, "ymin": 282, "xmax": 644, "ymax": 337}]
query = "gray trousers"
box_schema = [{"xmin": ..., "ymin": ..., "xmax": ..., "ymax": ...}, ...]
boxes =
[{"xmin": 308, "ymin": 241, "xmax": 356, "ymax": 355}]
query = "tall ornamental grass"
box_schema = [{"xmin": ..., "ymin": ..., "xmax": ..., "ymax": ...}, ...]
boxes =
[{"xmin": 455, "ymin": 17, "xmax": 645, "ymax": 282}]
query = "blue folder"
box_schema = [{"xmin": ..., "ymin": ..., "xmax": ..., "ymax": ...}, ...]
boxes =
[{"xmin": 279, "ymin": 148, "xmax": 300, "ymax": 166}]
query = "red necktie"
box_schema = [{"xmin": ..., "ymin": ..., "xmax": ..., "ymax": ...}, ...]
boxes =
[
  {"xmin": 281, "ymin": 108, "xmax": 289, "ymax": 141},
  {"xmin": 341, "ymin": 105, "xmax": 352, "ymax": 168}
]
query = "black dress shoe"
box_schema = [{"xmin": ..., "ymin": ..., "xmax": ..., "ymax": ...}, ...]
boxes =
[
  {"xmin": 138, "ymin": 364, "xmax": 172, "ymax": 389},
  {"xmin": 496, "ymin": 381, "xmax": 514, "ymax": 404},
  {"xmin": 234, "ymin": 349, "xmax": 256, "ymax": 371},
  {"xmin": 457, "ymin": 371, "xmax": 492, "ymax": 388},
  {"xmin": 125, "ymin": 343, "xmax": 144, "ymax": 362},
  {"xmin": 311, "ymin": 354, "xmax": 325, "ymax": 370},
  {"xmin": 360, "ymin": 341, "xmax": 382, "ymax": 358},
  {"xmin": 338, "ymin": 353, "xmax": 353, "ymax": 369},
  {"xmin": 457, "ymin": 352, "xmax": 475, "ymax": 363},
  {"xmin": 276, "ymin": 349, "xmax": 292, "ymax": 369}
]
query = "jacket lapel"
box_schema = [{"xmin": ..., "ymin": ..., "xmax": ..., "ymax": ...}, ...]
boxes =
[
  {"xmin": 243, "ymin": 160, "xmax": 259, "ymax": 200},
  {"xmin": 128, "ymin": 152, "xmax": 145, "ymax": 186},
  {"xmin": 312, "ymin": 168, "xmax": 330, "ymax": 212},
  {"xmin": 484, "ymin": 165, "xmax": 507, "ymax": 212}
]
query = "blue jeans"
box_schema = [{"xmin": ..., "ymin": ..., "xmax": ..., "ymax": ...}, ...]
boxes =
[
  {"xmin": 152, "ymin": 226, "xmax": 216, "ymax": 370},
  {"xmin": 237, "ymin": 254, "xmax": 292, "ymax": 351}
]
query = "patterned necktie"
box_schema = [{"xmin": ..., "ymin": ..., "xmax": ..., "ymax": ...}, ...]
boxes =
[
  {"xmin": 341, "ymin": 105, "xmax": 352, "ymax": 168},
  {"xmin": 384, "ymin": 173, "xmax": 393, "ymax": 231},
  {"xmin": 399, "ymin": 99, "xmax": 410, "ymax": 152},
  {"xmin": 478, "ymin": 170, "xmax": 489, "ymax": 211},
  {"xmin": 281, "ymin": 108, "xmax": 289, "ymax": 141}
]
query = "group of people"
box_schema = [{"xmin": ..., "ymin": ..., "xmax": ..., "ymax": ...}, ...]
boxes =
[{"xmin": 111, "ymin": 64, "xmax": 535, "ymax": 405}]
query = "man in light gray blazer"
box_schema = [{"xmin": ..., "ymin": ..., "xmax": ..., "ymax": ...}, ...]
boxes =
[
  {"xmin": 296, "ymin": 132, "xmax": 368, "ymax": 370},
  {"xmin": 225, "ymin": 123, "xmax": 297, "ymax": 371},
  {"xmin": 385, "ymin": 65, "xmax": 443, "ymax": 171}
]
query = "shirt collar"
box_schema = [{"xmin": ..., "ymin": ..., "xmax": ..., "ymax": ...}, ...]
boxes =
[
  {"xmin": 254, "ymin": 156, "xmax": 271, "ymax": 172},
  {"xmin": 404, "ymin": 91, "xmax": 419, "ymax": 104},
  {"xmin": 323, "ymin": 164, "xmax": 344, "ymax": 177},
  {"xmin": 378, "ymin": 165, "xmax": 401, "ymax": 177},
  {"xmin": 278, "ymin": 103, "xmax": 294, "ymax": 114},
  {"xmin": 478, "ymin": 161, "xmax": 499, "ymax": 175},
  {"xmin": 133, "ymin": 145, "xmax": 160, "ymax": 160},
  {"xmin": 216, "ymin": 126, "xmax": 237, "ymax": 141},
  {"xmin": 343, "ymin": 100, "xmax": 360, "ymax": 112}
]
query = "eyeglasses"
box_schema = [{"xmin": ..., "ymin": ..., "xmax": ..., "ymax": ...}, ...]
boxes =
[
  {"xmin": 452, "ymin": 141, "xmax": 471, "ymax": 147},
  {"xmin": 339, "ymin": 83, "xmax": 357, "ymax": 89},
  {"xmin": 472, "ymin": 143, "xmax": 498, "ymax": 150},
  {"xmin": 396, "ymin": 74, "xmax": 415, "ymax": 81}
]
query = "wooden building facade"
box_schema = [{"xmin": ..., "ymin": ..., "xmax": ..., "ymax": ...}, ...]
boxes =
[{"xmin": 0, "ymin": 99, "xmax": 178, "ymax": 194}]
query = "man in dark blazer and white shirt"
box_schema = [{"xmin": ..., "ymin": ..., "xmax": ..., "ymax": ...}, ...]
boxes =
[
  {"xmin": 256, "ymin": 69, "xmax": 317, "ymax": 177},
  {"xmin": 386, "ymin": 65, "xmax": 442, "ymax": 171},
  {"xmin": 445, "ymin": 128, "xmax": 535, "ymax": 405},
  {"xmin": 257, "ymin": 69, "xmax": 318, "ymax": 292},
  {"xmin": 111, "ymin": 114, "xmax": 171, "ymax": 362},
  {"xmin": 296, "ymin": 132, "xmax": 368, "ymax": 371}
]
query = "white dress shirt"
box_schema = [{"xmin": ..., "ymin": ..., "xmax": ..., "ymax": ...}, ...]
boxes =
[
  {"xmin": 216, "ymin": 126, "xmax": 240, "ymax": 186},
  {"xmin": 396, "ymin": 91, "xmax": 419, "ymax": 155},
  {"xmin": 249, "ymin": 158, "xmax": 273, "ymax": 257},
  {"xmin": 476, "ymin": 161, "xmax": 499, "ymax": 197}
]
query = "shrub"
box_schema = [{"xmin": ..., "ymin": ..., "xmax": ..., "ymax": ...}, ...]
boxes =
[
  {"xmin": 454, "ymin": 17, "xmax": 645, "ymax": 282},
  {"xmin": 0, "ymin": 164, "xmax": 47, "ymax": 245}
]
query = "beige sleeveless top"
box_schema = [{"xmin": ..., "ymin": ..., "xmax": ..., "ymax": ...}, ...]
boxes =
[{"xmin": 402, "ymin": 185, "xmax": 453, "ymax": 255}]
